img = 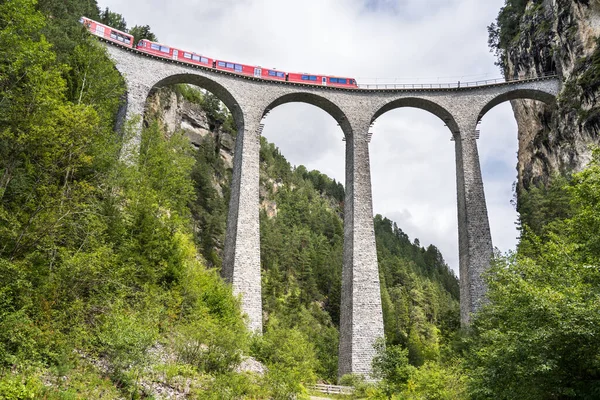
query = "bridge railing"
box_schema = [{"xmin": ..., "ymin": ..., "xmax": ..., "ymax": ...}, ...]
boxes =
[{"xmin": 356, "ymin": 73, "xmax": 558, "ymax": 90}]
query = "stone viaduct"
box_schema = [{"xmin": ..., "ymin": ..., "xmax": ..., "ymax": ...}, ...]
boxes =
[{"xmin": 103, "ymin": 42, "xmax": 561, "ymax": 378}]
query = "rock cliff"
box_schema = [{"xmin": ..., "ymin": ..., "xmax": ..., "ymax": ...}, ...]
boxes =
[
  {"xmin": 147, "ymin": 87, "xmax": 236, "ymax": 170},
  {"xmin": 494, "ymin": 0, "xmax": 600, "ymax": 193}
]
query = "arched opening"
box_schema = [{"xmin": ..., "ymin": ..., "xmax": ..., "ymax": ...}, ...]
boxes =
[
  {"xmin": 369, "ymin": 98, "xmax": 459, "ymax": 270},
  {"xmin": 258, "ymin": 96, "xmax": 347, "ymax": 381},
  {"xmin": 368, "ymin": 101, "xmax": 461, "ymax": 362},
  {"xmin": 477, "ymin": 88, "xmax": 557, "ymax": 121},
  {"xmin": 149, "ymin": 73, "xmax": 244, "ymax": 132},
  {"xmin": 141, "ymin": 75, "xmax": 243, "ymax": 269},
  {"xmin": 476, "ymin": 88, "xmax": 558, "ymax": 256}
]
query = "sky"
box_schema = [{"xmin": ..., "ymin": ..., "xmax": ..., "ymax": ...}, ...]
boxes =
[{"xmin": 98, "ymin": 0, "xmax": 518, "ymax": 275}]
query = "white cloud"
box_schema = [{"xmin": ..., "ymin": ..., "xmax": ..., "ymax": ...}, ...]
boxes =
[{"xmin": 99, "ymin": 0, "xmax": 521, "ymax": 274}]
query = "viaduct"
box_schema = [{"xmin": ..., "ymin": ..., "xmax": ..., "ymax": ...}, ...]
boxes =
[{"xmin": 103, "ymin": 42, "xmax": 561, "ymax": 378}]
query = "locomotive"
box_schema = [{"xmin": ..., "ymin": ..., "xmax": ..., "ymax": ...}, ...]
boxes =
[{"xmin": 81, "ymin": 17, "xmax": 358, "ymax": 89}]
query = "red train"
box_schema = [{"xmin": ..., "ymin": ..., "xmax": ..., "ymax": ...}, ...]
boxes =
[
  {"xmin": 80, "ymin": 16, "xmax": 134, "ymax": 48},
  {"xmin": 81, "ymin": 17, "xmax": 358, "ymax": 89}
]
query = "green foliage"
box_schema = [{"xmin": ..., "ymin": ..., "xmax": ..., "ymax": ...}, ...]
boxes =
[
  {"xmin": 0, "ymin": 369, "xmax": 45, "ymax": 399},
  {"xmin": 252, "ymin": 321, "xmax": 318, "ymax": 399},
  {"xmin": 194, "ymin": 371, "xmax": 267, "ymax": 399},
  {"xmin": 465, "ymin": 150, "xmax": 600, "ymax": 399},
  {"xmin": 99, "ymin": 7, "xmax": 126, "ymax": 31},
  {"xmin": 372, "ymin": 339, "xmax": 416, "ymax": 396},
  {"xmin": 374, "ymin": 215, "xmax": 459, "ymax": 364},
  {"xmin": 36, "ymin": 0, "xmax": 101, "ymax": 63},
  {"xmin": 402, "ymin": 361, "xmax": 467, "ymax": 400},
  {"xmin": 0, "ymin": 3, "xmax": 253, "ymax": 395},
  {"xmin": 175, "ymin": 318, "xmax": 246, "ymax": 374},
  {"xmin": 94, "ymin": 299, "xmax": 160, "ymax": 374},
  {"xmin": 129, "ymin": 25, "xmax": 158, "ymax": 44},
  {"xmin": 487, "ymin": 0, "xmax": 549, "ymax": 74},
  {"xmin": 189, "ymin": 133, "xmax": 229, "ymax": 268},
  {"xmin": 516, "ymin": 173, "xmax": 572, "ymax": 254}
]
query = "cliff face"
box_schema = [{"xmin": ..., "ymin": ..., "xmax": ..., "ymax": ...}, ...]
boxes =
[
  {"xmin": 499, "ymin": 0, "xmax": 600, "ymax": 192},
  {"xmin": 147, "ymin": 88, "xmax": 236, "ymax": 169}
]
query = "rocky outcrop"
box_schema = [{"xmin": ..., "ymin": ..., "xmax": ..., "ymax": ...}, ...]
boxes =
[
  {"xmin": 146, "ymin": 87, "xmax": 236, "ymax": 170},
  {"xmin": 499, "ymin": 0, "xmax": 600, "ymax": 193}
]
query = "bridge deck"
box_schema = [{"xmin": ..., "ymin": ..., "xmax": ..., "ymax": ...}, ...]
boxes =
[{"xmin": 101, "ymin": 39, "xmax": 558, "ymax": 93}]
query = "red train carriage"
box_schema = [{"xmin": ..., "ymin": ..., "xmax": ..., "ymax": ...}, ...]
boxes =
[
  {"xmin": 327, "ymin": 76, "xmax": 358, "ymax": 88},
  {"xmin": 287, "ymin": 72, "xmax": 357, "ymax": 88},
  {"xmin": 214, "ymin": 60, "xmax": 257, "ymax": 77},
  {"xmin": 136, "ymin": 39, "xmax": 213, "ymax": 67},
  {"xmin": 260, "ymin": 68, "xmax": 286, "ymax": 81},
  {"xmin": 79, "ymin": 16, "xmax": 133, "ymax": 48},
  {"xmin": 215, "ymin": 63, "xmax": 286, "ymax": 81}
]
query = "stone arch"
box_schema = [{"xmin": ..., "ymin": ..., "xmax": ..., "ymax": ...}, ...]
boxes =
[
  {"xmin": 477, "ymin": 88, "xmax": 557, "ymax": 121},
  {"xmin": 149, "ymin": 73, "xmax": 245, "ymax": 133},
  {"xmin": 262, "ymin": 92, "xmax": 351, "ymax": 137},
  {"xmin": 371, "ymin": 97, "xmax": 459, "ymax": 138}
]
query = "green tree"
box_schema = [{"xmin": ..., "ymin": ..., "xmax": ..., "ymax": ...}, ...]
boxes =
[
  {"xmin": 465, "ymin": 150, "xmax": 600, "ymax": 399},
  {"xmin": 129, "ymin": 25, "xmax": 158, "ymax": 44},
  {"xmin": 402, "ymin": 361, "xmax": 467, "ymax": 400},
  {"xmin": 372, "ymin": 339, "xmax": 416, "ymax": 397},
  {"xmin": 99, "ymin": 7, "xmax": 126, "ymax": 31}
]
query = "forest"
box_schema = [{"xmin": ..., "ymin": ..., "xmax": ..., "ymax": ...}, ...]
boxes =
[{"xmin": 0, "ymin": 0, "xmax": 599, "ymax": 398}]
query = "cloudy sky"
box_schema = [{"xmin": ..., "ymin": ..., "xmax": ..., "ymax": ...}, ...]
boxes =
[{"xmin": 99, "ymin": 0, "xmax": 518, "ymax": 275}]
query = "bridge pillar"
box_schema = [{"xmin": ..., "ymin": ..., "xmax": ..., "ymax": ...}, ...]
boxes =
[
  {"xmin": 338, "ymin": 118, "xmax": 384, "ymax": 380},
  {"xmin": 118, "ymin": 83, "xmax": 152, "ymax": 163},
  {"xmin": 222, "ymin": 110, "xmax": 263, "ymax": 333},
  {"xmin": 454, "ymin": 117, "xmax": 493, "ymax": 325}
]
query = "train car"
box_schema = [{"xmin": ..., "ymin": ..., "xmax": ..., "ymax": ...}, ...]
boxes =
[
  {"xmin": 214, "ymin": 59, "xmax": 258, "ymax": 77},
  {"xmin": 287, "ymin": 72, "xmax": 358, "ymax": 88},
  {"xmin": 136, "ymin": 39, "xmax": 213, "ymax": 67},
  {"xmin": 326, "ymin": 75, "xmax": 358, "ymax": 88},
  {"xmin": 214, "ymin": 63, "xmax": 286, "ymax": 81},
  {"xmin": 79, "ymin": 17, "xmax": 133, "ymax": 48},
  {"xmin": 260, "ymin": 68, "xmax": 286, "ymax": 81}
]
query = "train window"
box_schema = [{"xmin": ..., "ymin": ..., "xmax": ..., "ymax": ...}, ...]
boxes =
[
  {"xmin": 268, "ymin": 70, "xmax": 277, "ymax": 76},
  {"xmin": 124, "ymin": 37, "xmax": 131, "ymax": 44},
  {"xmin": 301, "ymin": 75, "xmax": 309, "ymax": 80},
  {"xmin": 277, "ymin": 72, "xmax": 284, "ymax": 78},
  {"xmin": 309, "ymin": 76, "xmax": 317, "ymax": 81},
  {"xmin": 201, "ymin": 57, "xmax": 209, "ymax": 64},
  {"xmin": 218, "ymin": 61, "xmax": 226, "ymax": 67},
  {"xmin": 226, "ymin": 62, "xmax": 234, "ymax": 69},
  {"xmin": 151, "ymin": 43, "xmax": 160, "ymax": 50},
  {"xmin": 192, "ymin": 55, "xmax": 200, "ymax": 61},
  {"xmin": 234, "ymin": 64, "xmax": 242, "ymax": 71},
  {"xmin": 160, "ymin": 46, "xmax": 170, "ymax": 53},
  {"xmin": 110, "ymin": 32, "xmax": 117, "ymax": 39},
  {"xmin": 338, "ymin": 78, "xmax": 347, "ymax": 84},
  {"xmin": 330, "ymin": 78, "xmax": 338, "ymax": 83},
  {"xmin": 184, "ymin": 53, "xmax": 192, "ymax": 59}
]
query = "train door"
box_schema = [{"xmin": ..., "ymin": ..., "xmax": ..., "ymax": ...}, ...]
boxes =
[
  {"xmin": 322, "ymin": 77, "xmax": 327, "ymax": 86},
  {"xmin": 172, "ymin": 49, "xmax": 178, "ymax": 61},
  {"xmin": 254, "ymin": 67, "xmax": 262, "ymax": 78}
]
